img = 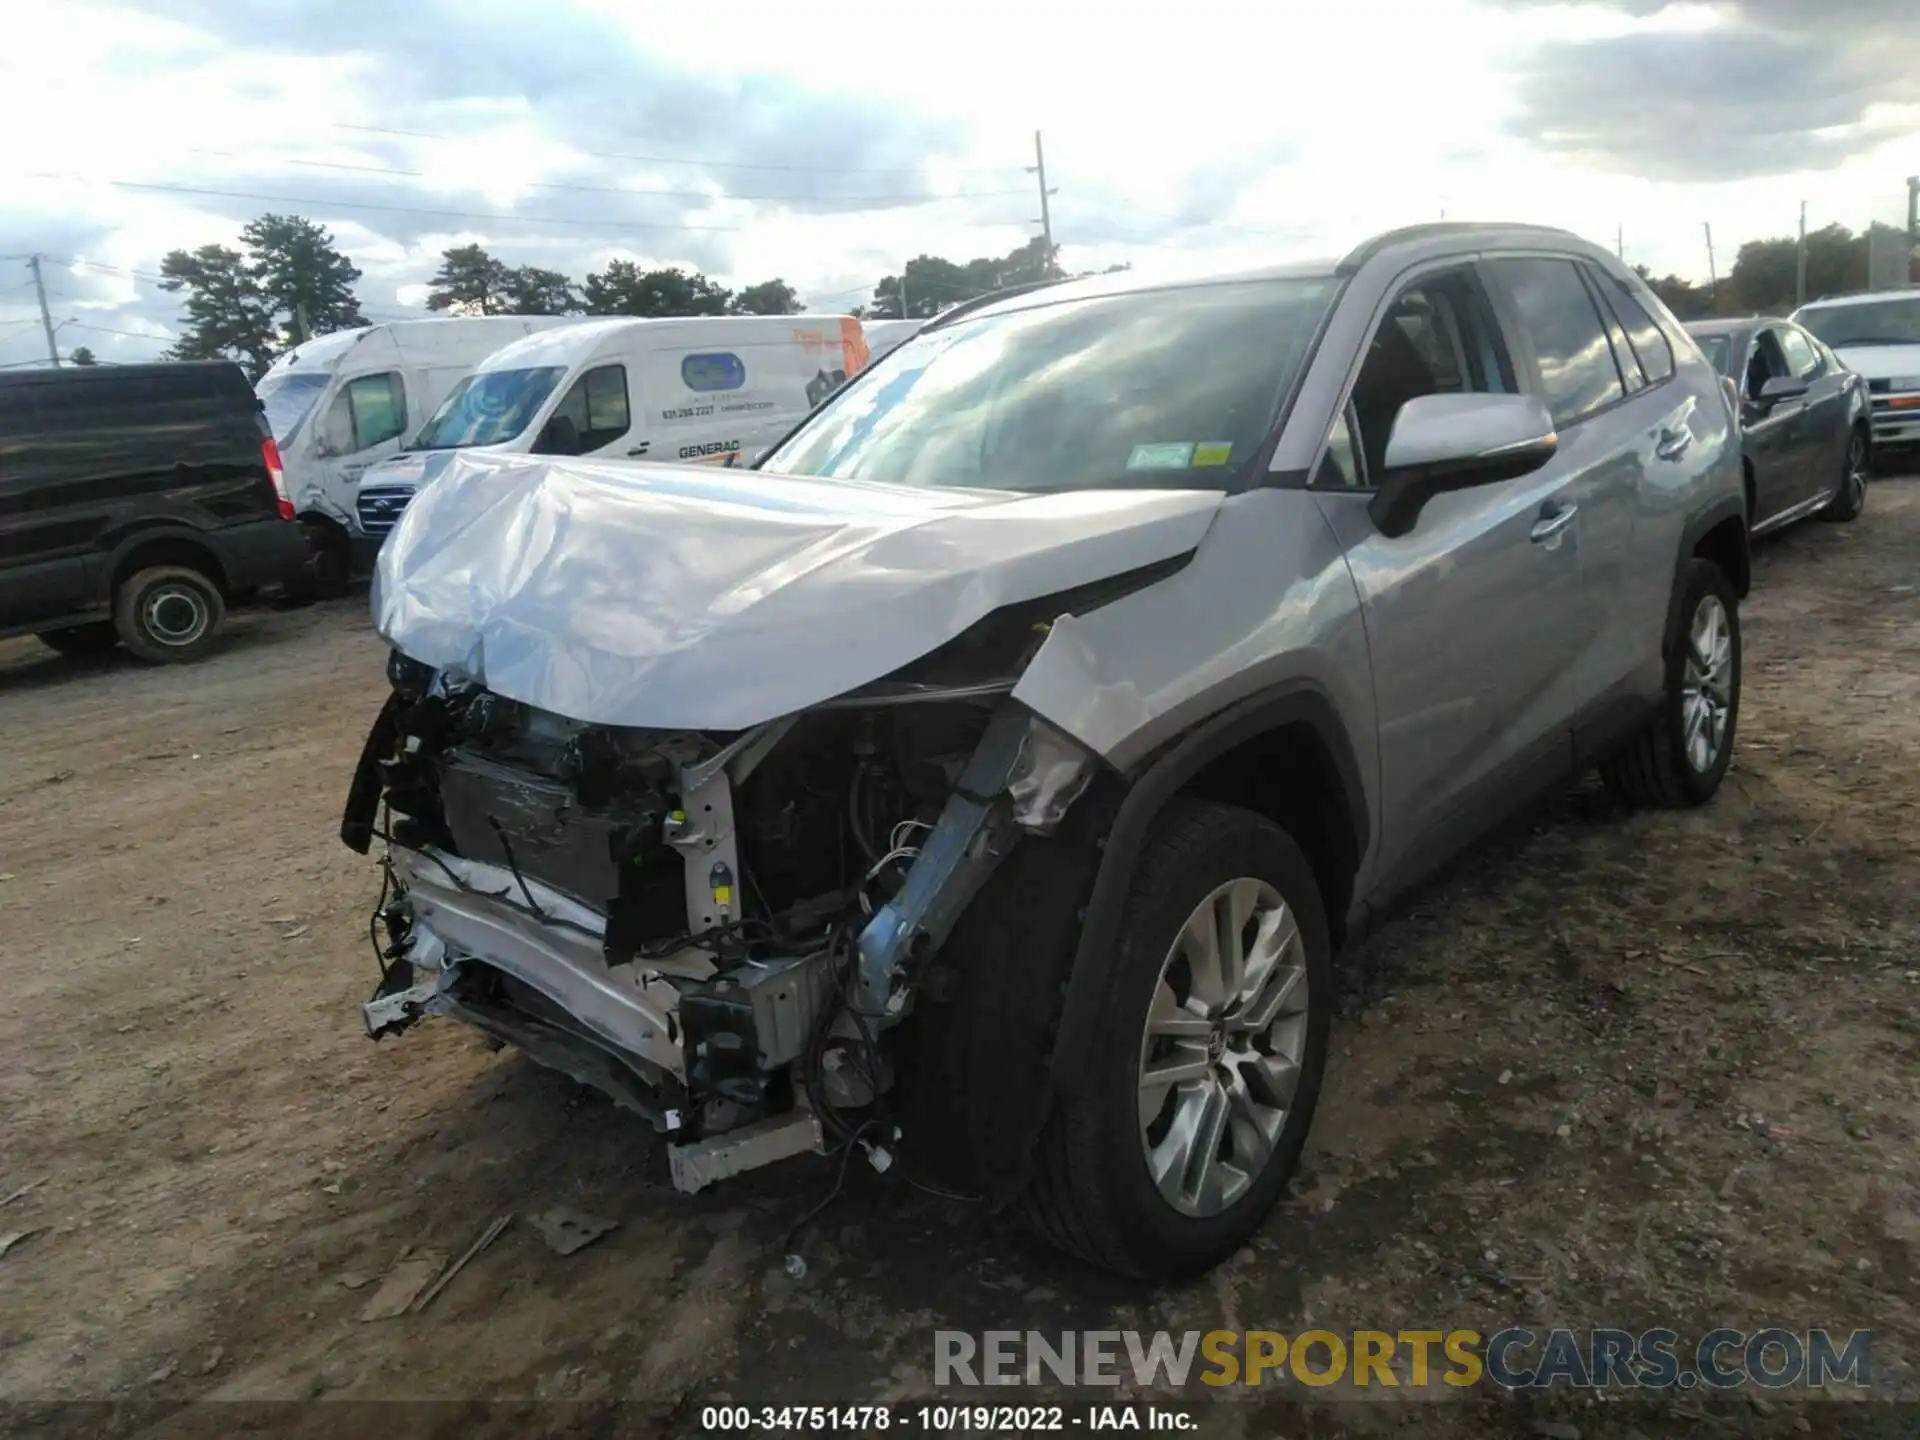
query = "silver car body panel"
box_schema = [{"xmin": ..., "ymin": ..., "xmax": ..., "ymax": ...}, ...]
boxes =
[{"xmin": 370, "ymin": 448, "xmax": 1223, "ymax": 734}]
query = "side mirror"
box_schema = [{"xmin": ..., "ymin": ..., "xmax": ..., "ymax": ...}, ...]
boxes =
[
  {"xmin": 1758, "ymin": 375, "xmax": 1809, "ymax": 403},
  {"xmin": 1367, "ymin": 393, "xmax": 1558, "ymax": 539},
  {"xmin": 537, "ymin": 414, "xmax": 582, "ymax": 456}
]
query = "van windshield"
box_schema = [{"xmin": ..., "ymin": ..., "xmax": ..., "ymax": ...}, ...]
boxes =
[
  {"xmin": 255, "ymin": 372, "xmax": 331, "ymax": 444},
  {"xmin": 1798, "ymin": 297, "xmax": 1920, "ymax": 348},
  {"xmin": 410, "ymin": 366, "xmax": 567, "ymax": 450},
  {"xmin": 758, "ymin": 276, "xmax": 1339, "ymax": 493}
]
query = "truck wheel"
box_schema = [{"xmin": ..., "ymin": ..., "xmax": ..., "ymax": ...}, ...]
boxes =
[
  {"xmin": 37, "ymin": 621, "xmax": 121, "ymax": 658},
  {"xmin": 114, "ymin": 565, "xmax": 226, "ymax": 664},
  {"xmin": 1021, "ymin": 799, "xmax": 1332, "ymax": 1278},
  {"xmin": 1601, "ymin": 558, "xmax": 1740, "ymax": 808}
]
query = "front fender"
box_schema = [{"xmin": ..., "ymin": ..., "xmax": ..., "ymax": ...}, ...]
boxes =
[{"xmin": 1040, "ymin": 680, "xmax": 1369, "ymax": 1101}]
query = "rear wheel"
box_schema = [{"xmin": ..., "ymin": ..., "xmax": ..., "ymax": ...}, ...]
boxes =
[
  {"xmin": 1819, "ymin": 428, "xmax": 1868, "ymax": 522},
  {"xmin": 1021, "ymin": 799, "xmax": 1332, "ymax": 1277},
  {"xmin": 1601, "ymin": 558, "xmax": 1740, "ymax": 808},
  {"xmin": 36, "ymin": 621, "xmax": 120, "ymax": 658},
  {"xmin": 114, "ymin": 565, "xmax": 226, "ymax": 664}
]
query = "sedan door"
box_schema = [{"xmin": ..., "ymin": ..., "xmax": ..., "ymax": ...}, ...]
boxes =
[
  {"xmin": 1776, "ymin": 323, "xmax": 1850, "ymax": 507},
  {"xmin": 1740, "ymin": 327, "xmax": 1804, "ymax": 526}
]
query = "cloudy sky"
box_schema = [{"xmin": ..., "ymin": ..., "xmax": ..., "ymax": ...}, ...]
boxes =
[{"xmin": 2, "ymin": 0, "xmax": 1916, "ymax": 367}]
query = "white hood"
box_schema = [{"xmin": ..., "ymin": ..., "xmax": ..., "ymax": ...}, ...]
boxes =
[
  {"xmin": 371, "ymin": 451, "xmax": 1223, "ymax": 730},
  {"xmin": 1829, "ymin": 342, "xmax": 1920, "ymax": 383}
]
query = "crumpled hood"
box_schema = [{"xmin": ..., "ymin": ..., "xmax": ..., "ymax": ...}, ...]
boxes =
[
  {"xmin": 371, "ymin": 450, "xmax": 1223, "ymax": 730},
  {"xmin": 1829, "ymin": 342, "xmax": 1920, "ymax": 383}
]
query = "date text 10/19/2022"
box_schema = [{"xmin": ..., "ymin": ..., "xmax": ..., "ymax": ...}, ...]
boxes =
[{"xmin": 701, "ymin": 1406, "xmax": 1196, "ymax": 1431}]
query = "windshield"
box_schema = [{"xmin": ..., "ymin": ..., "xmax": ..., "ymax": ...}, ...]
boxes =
[
  {"xmin": 410, "ymin": 366, "xmax": 567, "ymax": 450},
  {"xmin": 1691, "ymin": 333, "xmax": 1733, "ymax": 375},
  {"xmin": 254, "ymin": 372, "xmax": 330, "ymax": 444},
  {"xmin": 1798, "ymin": 298, "xmax": 1920, "ymax": 348},
  {"xmin": 759, "ymin": 277, "xmax": 1339, "ymax": 492}
]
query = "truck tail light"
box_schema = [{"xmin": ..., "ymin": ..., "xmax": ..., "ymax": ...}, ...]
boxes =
[{"xmin": 262, "ymin": 436, "xmax": 294, "ymax": 521}]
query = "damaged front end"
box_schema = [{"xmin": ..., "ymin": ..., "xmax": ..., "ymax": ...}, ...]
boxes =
[{"xmin": 340, "ymin": 635, "xmax": 1100, "ymax": 1193}]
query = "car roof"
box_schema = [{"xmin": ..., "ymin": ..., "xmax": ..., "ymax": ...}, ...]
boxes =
[
  {"xmin": 933, "ymin": 221, "xmax": 1616, "ymax": 328},
  {"xmin": 1684, "ymin": 318, "xmax": 1760, "ymax": 336},
  {"xmin": 1797, "ymin": 288, "xmax": 1920, "ymax": 312},
  {"xmin": 0, "ymin": 360, "xmax": 247, "ymax": 392}
]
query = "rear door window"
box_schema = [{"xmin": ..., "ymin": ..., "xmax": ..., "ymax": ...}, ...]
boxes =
[
  {"xmin": 1485, "ymin": 257, "xmax": 1628, "ymax": 427},
  {"xmin": 1596, "ymin": 274, "xmax": 1675, "ymax": 384}
]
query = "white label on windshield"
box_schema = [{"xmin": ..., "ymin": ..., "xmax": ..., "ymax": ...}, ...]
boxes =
[{"xmin": 1127, "ymin": 442, "xmax": 1195, "ymax": 470}]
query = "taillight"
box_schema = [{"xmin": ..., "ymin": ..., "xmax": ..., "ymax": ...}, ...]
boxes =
[{"xmin": 262, "ymin": 436, "xmax": 294, "ymax": 521}]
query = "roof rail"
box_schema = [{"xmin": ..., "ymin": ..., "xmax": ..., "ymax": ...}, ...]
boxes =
[
  {"xmin": 920, "ymin": 277, "xmax": 1072, "ymax": 332},
  {"xmin": 1335, "ymin": 221, "xmax": 1584, "ymax": 276}
]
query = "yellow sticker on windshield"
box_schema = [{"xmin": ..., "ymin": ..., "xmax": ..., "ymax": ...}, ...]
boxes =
[{"xmin": 1192, "ymin": 441, "xmax": 1233, "ymax": 466}]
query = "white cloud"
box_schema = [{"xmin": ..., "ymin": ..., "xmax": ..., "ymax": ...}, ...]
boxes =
[{"xmin": 1, "ymin": 0, "xmax": 1916, "ymax": 368}]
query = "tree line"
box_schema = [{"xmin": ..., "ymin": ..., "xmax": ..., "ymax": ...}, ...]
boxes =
[
  {"xmin": 151, "ymin": 216, "xmax": 1109, "ymax": 378},
  {"xmin": 1638, "ymin": 222, "xmax": 1915, "ymax": 320},
  {"xmin": 147, "ymin": 209, "xmax": 1903, "ymax": 380}
]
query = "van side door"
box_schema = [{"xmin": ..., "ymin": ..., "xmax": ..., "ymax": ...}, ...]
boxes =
[
  {"xmin": 319, "ymin": 371, "xmax": 410, "ymax": 485},
  {"xmin": 0, "ymin": 382, "xmax": 95, "ymax": 625},
  {"xmin": 533, "ymin": 364, "xmax": 633, "ymax": 457}
]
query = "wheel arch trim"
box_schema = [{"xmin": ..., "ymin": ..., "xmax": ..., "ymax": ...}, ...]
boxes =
[{"xmin": 1041, "ymin": 680, "xmax": 1368, "ymax": 1102}]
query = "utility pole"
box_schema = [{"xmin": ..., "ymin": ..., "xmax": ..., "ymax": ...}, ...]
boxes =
[
  {"xmin": 1703, "ymin": 222, "xmax": 1718, "ymax": 307},
  {"xmin": 1028, "ymin": 130, "xmax": 1056, "ymax": 267},
  {"xmin": 1616, "ymin": 224, "xmax": 1624, "ymax": 261},
  {"xmin": 898, "ymin": 271, "xmax": 910, "ymax": 320},
  {"xmin": 1907, "ymin": 175, "xmax": 1917, "ymax": 245},
  {"xmin": 27, "ymin": 256, "xmax": 60, "ymax": 367},
  {"xmin": 294, "ymin": 303, "xmax": 311, "ymax": 345},
  {"xmin": 1795, "ymin": 200, "xmax": 1808, "ymax": 308}
]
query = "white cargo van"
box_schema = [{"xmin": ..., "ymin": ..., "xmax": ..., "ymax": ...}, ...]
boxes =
[
  {"xmin": 349, "ymin": 314, "xmax": 869, "ymax": 547},
  {"xmin": 858, "ymin": 317, "xmax": 929, "ymax": 363},
  {"xmin": 253, "ymin": 316, "xmax": 578, "ymax": 581}
]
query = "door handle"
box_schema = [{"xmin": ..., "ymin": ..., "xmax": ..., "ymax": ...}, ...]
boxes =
[
  {"xmin": 626, "ymin": 444, "xmax": 650, "ymax": 457},
  {"xmin": 1655, "ymin": 425, "xmax": 1693, "ymax": 460},
  {"xmin": 1530, "ymin": 502, "xmax": 1578, "ymax": 545}
]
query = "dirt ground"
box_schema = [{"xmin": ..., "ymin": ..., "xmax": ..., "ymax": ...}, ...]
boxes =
[{"xmin": 2, "ymin": 481, "xmax": 1917, "ymax": 1440}]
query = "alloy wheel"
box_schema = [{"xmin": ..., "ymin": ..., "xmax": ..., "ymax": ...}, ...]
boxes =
[
  {"xmin": 1137, "ymin": 877, "xmax": 1311, "ymax": 1217},
  {"xmin": 1681, "ymin": 593, "xmax": 1734, "ymax": 775}
]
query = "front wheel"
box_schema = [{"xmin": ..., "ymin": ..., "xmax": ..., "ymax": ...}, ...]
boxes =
[
  {"xmin": 1820, "ymin": 428, "xmax": 1868, "ymax": 522},
  {"xmin": 1601, "ymin": 558, "xmax": 1741, "ymax": 808},
  {"xmin": 1021, "ymin": 799, "xmax": 1332, "ymax": 1278}
]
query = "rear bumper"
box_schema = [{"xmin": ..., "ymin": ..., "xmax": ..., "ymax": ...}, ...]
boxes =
[{"xmin": 219, "ymin": 517, "xmax": 315, "ymax": 595}]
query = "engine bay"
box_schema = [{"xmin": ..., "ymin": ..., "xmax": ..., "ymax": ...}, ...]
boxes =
[{"xmin": 342, "ymin": 635, "xmax": 1096, "ymax": 1191}]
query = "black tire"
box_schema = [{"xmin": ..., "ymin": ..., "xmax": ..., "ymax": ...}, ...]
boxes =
[
  {"xmin": 1019, "ymin": 799, "xmax": 1333, "ymax": 1278},
  {"xmin": 1819, "ymin": 427, "xmax": 1869, "ymax": 522},
  {"xmin": 1601, "ymin": 558, "xmax": 1741, "ymax": 808},
  {"xmin": 36, "ymin": 621, "xmax": 120, "ymax": 658},
  {"xmin": 113, "ymin": 565, "xmax": 226, "ymax": 664}
]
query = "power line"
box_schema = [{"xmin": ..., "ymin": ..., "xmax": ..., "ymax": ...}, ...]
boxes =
[
  {"xmin": 26, "ymin": 172, "xmax": 747, "ymax": 234},
  {"xmin": 63, "ymin": 320, "xmax": 172, "ymax": 340},
  {"xmin": 333, "ymin": 122, "xmax": 1026, "ymax": 177},
  {"xmin": 183, "ymin": 147, "xmax": 1031, "ymax": 207}
]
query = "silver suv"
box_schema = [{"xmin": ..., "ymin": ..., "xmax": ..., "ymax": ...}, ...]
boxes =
[{"xmin": 343, "ymin": 222, "xmax": 1748, "ymax": 1279}]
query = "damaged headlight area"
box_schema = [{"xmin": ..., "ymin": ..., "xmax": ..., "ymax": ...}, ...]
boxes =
[{"xmin": 341, "ymin": 645, "xmax": 1100, "ymax": 1194}]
